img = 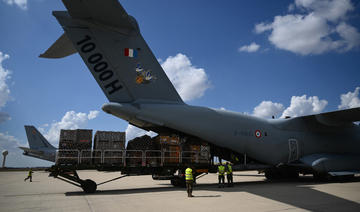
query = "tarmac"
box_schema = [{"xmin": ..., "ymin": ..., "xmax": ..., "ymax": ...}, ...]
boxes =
[{"xmin": 1, "ymin": 170, "xmax": 360, "ymax": 212}]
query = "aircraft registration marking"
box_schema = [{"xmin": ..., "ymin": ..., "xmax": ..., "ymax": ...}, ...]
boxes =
[
  {"xmin": 76, "ymin": 35, "xmax": 123, "ymax": 95},
  {"xmin": 234, "ymin": 130, "xmax": 252, "ymax": 136}
]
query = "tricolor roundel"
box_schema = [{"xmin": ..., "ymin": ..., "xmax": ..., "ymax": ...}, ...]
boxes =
[{"xmin": 255, "ymin": 130, "xmax": 261, "ymax": 138}]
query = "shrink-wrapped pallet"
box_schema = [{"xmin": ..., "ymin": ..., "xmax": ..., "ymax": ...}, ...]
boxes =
[
  {"xmin": 57, "ymin": 129, "xmax": 92, "ymax": 165},
  {"xmin": 93, "ymin": 131, "xmax": 125, "ymax": 164},
  {"xmin": 126, "ymin": 135, "xmax": 160, "ymax": 166}
]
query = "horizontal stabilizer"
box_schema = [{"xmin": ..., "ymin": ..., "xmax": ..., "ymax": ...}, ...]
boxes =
[
  {"xmin": 18, "ymin": 146, "xmax": 43, "ymax": 155},
  {"xmin": 314, "ymin": 107, "xmax": 360, "ymax": 126},
  {"xmin": 62, "ymin": 0, "xmax": 137, "ymax": 30},
  {"xmin": 18, "ymin": 146, "xmax": 55, "ymax": 162},
  {"xmin": 39, "ymin": 33, "xmax": 77, "ymax": 58}
]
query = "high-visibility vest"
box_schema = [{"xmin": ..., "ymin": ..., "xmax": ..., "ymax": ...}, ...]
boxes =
[
  {"xmin": 218, "ymin": 165, "xmax": 225, "ymax": 176},
  {"xmin": 185, "ymin": 168, "xmax": 193, "ymax": 181},
  {"xmin": 226, "ymin": 165, "xmax": 233, "ymax": 174}
]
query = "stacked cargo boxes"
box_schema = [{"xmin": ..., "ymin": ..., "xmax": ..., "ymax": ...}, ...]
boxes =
[
  {"xmin": 188, "ymin": 143, "xmax": 210, "ymax": 163},
  {"xmin": 180, "ymin": 137, "xmax": 210, "ymax": 164},
  {"xmin": 159, "ymin": 135, "xmax": 181, "ymax": 164},
  {"xmin": 93, "ymin": 131, "xmax": 125, "ymax": 165},
  {"xmin": 126, "ymin": 135, "xmax": 160, "ymax": 166},
  {"xmin": 156, "ymin": 135, "xmax": 210, "ymax": 165},
  {"xmin": 57, "ymin": 129, "xmax": 92, "ymax": 165}
]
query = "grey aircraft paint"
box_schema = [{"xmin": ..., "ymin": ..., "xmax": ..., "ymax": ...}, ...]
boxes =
[
  {"xmin": 40, "ymin": 0, "xmax": 360, "ymax": 176},
  {"xmin": 20, "ymin": 126, "xmax": 56, "ymax": 162}
]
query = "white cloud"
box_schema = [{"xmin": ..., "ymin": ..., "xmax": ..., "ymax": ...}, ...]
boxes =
[
  {"xmin": 0, "ymin": 52, "xmax": 11, "ymax": 109},
  {"xmin": 43, "ymin": 110, "xmax": 100, "ymax": 145},
  {"xmin": 255, "ymin": 23, "xmax": 273, "ymax": 34},
  {"xmin": 161, "ymin": 53, "xmax": 211, "ymax": 102},
  {"xmin": 295, "ymin": 0, "xmax": 354, "ymax": 22},
  {"xmin": 0, "ymin": 112, "xmax": 11, "ymax": 123},
  {"xmin": 88, "ymin": 110, "xmax": 99, "ymax": 120},
  {"xmin": 125, "ymin": 124, "xmax": 157, "ymax": 144},
  {"xmin": 338, "ymin": 87, "xmax": 360, "ymax": 109},
  {"xmin": 0, "ymin": 132, "xmax": 22, "ymax": 152},
  {"xmin": 253, "ymin": 101, "xmax": 285, "ymax": 119},
  {"xmin": 2, "ymin": 0, "xmax": 27, "ymax": 10},
  {"xmin": 336, "ymin": 22, "xmax": 360, "ymax": 51},
  {"xmin": 253, "ymin": 95, "xmax": 328, "ymax": 119},
  {"xmin": 238, "ymin": 42, "xmax": 260, "ymax": 53},
  {"xmin": 281, "ymin": 95, "xmax": 328, "ymax": 118},
  {"xmin": 255, "ymin": 0, "xmax": 360, "ymax": 55}
]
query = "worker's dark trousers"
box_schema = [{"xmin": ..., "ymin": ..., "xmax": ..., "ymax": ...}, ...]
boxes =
[
  {"xmin": 24, "ymin": 176, "xmax": 32, "ymax": 182},
  {"xmin": 186, "ymin": 180, "xmax": 193, "ymax": 197},
  {"xmin": 227, "ymin": 173, "xmax": 233, "ymax": 186},
  {"xmin": 218, "ymin": 175, "xmax": 225, "ymax": 187}
]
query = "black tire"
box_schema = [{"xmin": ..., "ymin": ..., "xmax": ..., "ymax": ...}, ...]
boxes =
[
  {"xmin": 265, "ymin": 168, "xmax": 299, "ymax": 180},
  {"xmin": 284, "ymin": 170, "xmax": 299, "ymax": 179},
  {"xmin": 265, "ymin": 169, "xmax": 281, "ymax": 180},
  {"xmin": 82, "ymin": 179, "xmax": 97, "ymax": 193},
  {"xmin": 171, "ymin": 178, "xmax": 179, "ymax": 186},
  {"xmin": 170, "ymin": 176, "xmax": 186, "ymax": 187},
  {"xmin": 313, "ymin": 172, "xmax": 330, "ymax": 182}
]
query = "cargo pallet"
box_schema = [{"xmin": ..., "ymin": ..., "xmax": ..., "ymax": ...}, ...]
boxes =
[{"xmin": 47, "ymin": 149, "xmax": 216, "ymax": 193}]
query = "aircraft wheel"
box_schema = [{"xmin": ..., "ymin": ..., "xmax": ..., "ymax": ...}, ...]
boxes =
[
  {"xmin": 284, "ymin": 170, "xmax": 299, "ymax": 179},
  {"xmin": 313, "ymin": 173, "xmax": 330, "ymax": 182},
  {"xmin": 82, "ymin": 179, "xmax": 97, "ymax": 193},
  {"xmin": 265, "ymin": 169, "xmax": 281, "ymax": 180},
  {"xmin": 171, "ymin": 178, "xmax": 179, "ymax": 186},
  {"xmin": 170, "ymin": 176, "xmax": 186, "ymax": 187},
  {"xmin": 265, "ymin": 168, "xmax": 299, "ymax": 180}
]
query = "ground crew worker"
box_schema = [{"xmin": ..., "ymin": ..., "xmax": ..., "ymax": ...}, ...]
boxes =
[
  {"xmin": 218, "ymin": 163, "xmax": 225, "ymax": 188},
  {"xmin": 24, "ymin": 169, "xmax": 33, "ymax": 182},
  {"xmin": 185, "ymin": 166, "xmax": 194, "ymax": 197},
  {"xmin": 226, "ymin": 162, "xmax": 233, "ymax": 187}
]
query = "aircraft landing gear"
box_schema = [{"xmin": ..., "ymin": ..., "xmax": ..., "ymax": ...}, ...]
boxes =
[
  {"xmin": 170, "ymin": 176, "xmax": 186, "ymax": 187},
  {"xmin": 81, "ymin": 179, "xmax": 97, "ymax": 193},
  {"xmin": 265, "ymin": 168, "xmax": 299, "ymax": 180}
]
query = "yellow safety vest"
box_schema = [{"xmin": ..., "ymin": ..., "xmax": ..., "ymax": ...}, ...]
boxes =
[
  {"xmin": 218, "ymin": 165, "xmax": 225, "ymax": 176},
  {"xmin": 226, "ymin": 165, "xmax": 233, "ymax": 174},
  {"xmin": 185, "ymin": 168, "xmax": 193, "ymax": 181}
]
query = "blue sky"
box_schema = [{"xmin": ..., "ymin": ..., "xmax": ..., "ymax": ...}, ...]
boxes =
[{"xmin": 0, "ymin": 0, "xmax": 359, "ymax": 167}]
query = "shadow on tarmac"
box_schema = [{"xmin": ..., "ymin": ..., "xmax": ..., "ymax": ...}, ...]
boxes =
[
  {"xmin": 66, "ymin": 186, "xmax": 184, "ymax": 196},
  {"xmin": 232, "ymin": 174, "xmax": 265, "ymax": 177},
  {"xmin": 66, "ymin": 176, "xmax": 360, "ymax": 211},
  {"xmin": 192, "ymin": 195, "xmax": 221, "ymax": 198}
]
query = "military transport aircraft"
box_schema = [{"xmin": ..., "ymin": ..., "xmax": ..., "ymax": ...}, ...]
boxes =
[{"xmin": 39, "ymin": 0, "xmax": 360, "ymax": 180}]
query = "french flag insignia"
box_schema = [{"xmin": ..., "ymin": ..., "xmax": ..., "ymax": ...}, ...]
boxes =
[{"xmin": 124, "ymin": 48, "xmax": 137, "ymax": 58}]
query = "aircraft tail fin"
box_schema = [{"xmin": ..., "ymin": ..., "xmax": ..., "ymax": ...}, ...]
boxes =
[
  {"xmin": 40, "ymin": 0, "xmax": 183, "ymax": 104},
  {"xmin": 24, "ymin": 125, "xmax": 56, "ymax": 150}
]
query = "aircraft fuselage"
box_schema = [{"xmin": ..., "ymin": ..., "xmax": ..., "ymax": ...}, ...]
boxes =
[{"xmin": 102, "ymin": 102, "xmax": 360, "ymax": 166}]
